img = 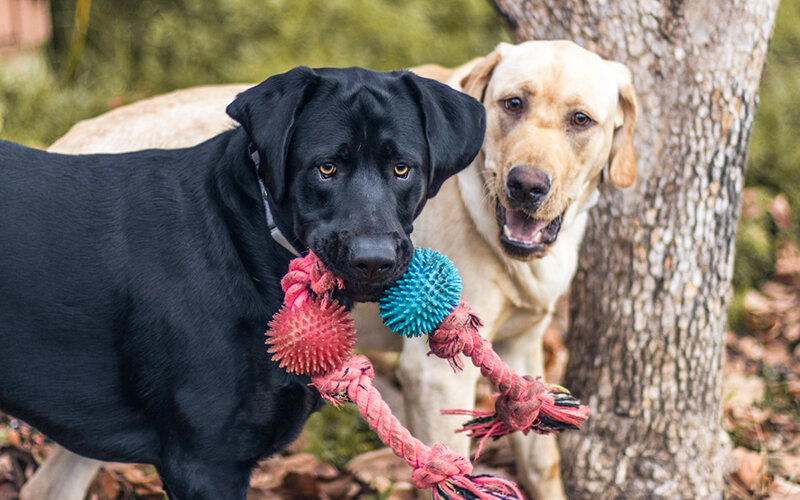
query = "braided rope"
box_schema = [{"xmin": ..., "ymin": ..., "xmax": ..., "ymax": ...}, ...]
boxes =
[
  {"xmin": 269, "ymin": 253, "xmax": 524, "ymax": 499},
  {"xmin": 427, "ymin": 302, "xmax": 517, "ymax": 393},
  {"xmin": 280, "ymin": 250, "xmax": 344, "ymax": 310},
  {"xmin": 312, "ymin": 356, "xmax": 472, "ymax": 488},
  {"xmin": 429, "ymin": 301, "xmax": 589, "ymax": 455}
]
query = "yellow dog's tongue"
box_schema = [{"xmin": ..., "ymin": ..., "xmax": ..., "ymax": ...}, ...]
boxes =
[{"xmin": 503, "ymin": 209, "xmax": 550, "ymax": 245}]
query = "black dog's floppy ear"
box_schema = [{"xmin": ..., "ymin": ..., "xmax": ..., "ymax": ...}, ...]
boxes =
[
  {"xmin": 402, "ymin": 73, "xmax": 486, "ymax": 199},
  {"xmin": 226, "ymin": 67, "xmax": 321, "ymax": 202}
]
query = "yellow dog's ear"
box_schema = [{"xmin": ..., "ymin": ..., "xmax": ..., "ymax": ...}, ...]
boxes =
[
  {"xmin": 460, "ymin": 50, "xmax": 503, "ymax": 101},
  {"xmin": 608, "ymin": 63, "xmax": 638, "ymax": 189}
]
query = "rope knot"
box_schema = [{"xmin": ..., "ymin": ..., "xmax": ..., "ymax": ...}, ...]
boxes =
[
  {"xmin": 495, "ymin": 375, "xmax": 545, "ymax": 432},
  {"xmin": 310, "ymin": 354, "xmax": 373, "ymax": 405},
  {"xmin": 411, "ymin": 444, "xmax": 472, "ymax": 489},
  {"xmin": 427, "ymin": 302, "xmax": 482, "ymax": 371},
  {"xmin": 307, "ymin": 254, "xmax": 344, "ymax": 297},
  {"xmin": 280, "ymin": 251, "xmax": 344, "ymax": 310}
]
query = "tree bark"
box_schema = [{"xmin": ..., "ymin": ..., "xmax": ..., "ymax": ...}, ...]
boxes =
[{"xmin": 490, "ymin": 1, "xmax": 778, "ymax": 498}]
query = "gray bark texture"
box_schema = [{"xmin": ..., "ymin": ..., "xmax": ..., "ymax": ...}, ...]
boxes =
[{"xmin": 489, "ymin": 1, "xmax": 779, "ymax": 498}]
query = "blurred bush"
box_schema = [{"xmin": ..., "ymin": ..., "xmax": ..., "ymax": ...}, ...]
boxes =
[
  {"xmin": 730, "ymin": 0, "xmax": 800, "ymax": 330},
  {"xmin": 0, "ymin": 0, "xmax": 507, "ymax": 147},
  {"xmin": 49, "ymin": 0, "xmax": 508, "ymax": 87},
  {"xmin": 0, "ymin": 57, "xmax": 103, "ymax": 147},
  {"xmin": 745, "ymin": 0, "xmax": 800, "ymax": 210}
]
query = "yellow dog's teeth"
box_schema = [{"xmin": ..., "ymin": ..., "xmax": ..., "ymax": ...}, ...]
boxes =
[{"xmin": 503, "ymin": 224, "xmax": 543, "ymax": 245}]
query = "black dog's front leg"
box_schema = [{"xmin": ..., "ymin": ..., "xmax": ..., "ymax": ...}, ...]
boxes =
[{"xmin": 158, "ymin": 453, "xmax": 252, "ymax": 500}]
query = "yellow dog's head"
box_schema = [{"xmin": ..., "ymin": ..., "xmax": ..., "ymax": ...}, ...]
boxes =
[{"xmin": 459, "ymin": 40, "xmax": 638, "ymax": 260}]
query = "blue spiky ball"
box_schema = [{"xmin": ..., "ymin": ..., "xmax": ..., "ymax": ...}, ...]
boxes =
[{"xmin": 379, "ymin": 248, "xmax": 462, "ymax": 337}]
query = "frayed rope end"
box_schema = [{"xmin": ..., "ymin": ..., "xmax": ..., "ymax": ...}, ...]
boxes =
[
  {"xmin": 444, "ymin": 384, "xmax": 590, "ymax": 458},
  {"xmin": 434, "ymin": 474, "xmax": 524, "ymax": 500}
]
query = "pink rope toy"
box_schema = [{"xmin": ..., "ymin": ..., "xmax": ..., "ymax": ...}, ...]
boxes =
[{"xmin": 266, "ymin": 249, "xmax": 589, "ymax": 499}]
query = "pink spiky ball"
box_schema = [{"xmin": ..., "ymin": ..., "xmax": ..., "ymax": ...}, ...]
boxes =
[{"xmin": 266, "ymin": 297, "xmax": 356, "ymax": 376}]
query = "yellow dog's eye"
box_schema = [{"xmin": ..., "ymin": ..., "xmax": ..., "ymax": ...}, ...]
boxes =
[
  {"xmin": 394, "ymin": 163, "xmax": 409, "ymax": 178},
  {"xmin": 319, "ymin": 162, "xmax": 336, "ymax": 178},
  {"xmin": 571, "ymin": 112, "xmax": 592, "ymax": 127},
  {"xmin": 503, "ymin": 97, "xmax": 523, "ymax": 114}
]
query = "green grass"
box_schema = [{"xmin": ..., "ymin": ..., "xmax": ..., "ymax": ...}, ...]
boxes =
[{"xmin": 303, "ymin": 404, "xmax": 383, "ymax": 469}]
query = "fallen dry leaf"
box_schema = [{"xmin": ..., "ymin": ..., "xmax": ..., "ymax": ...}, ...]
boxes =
[
  {"xmin": 250, "ymin": 453, "xmax": 323, "ymax": 491},
  {"xmin": 736, "ymin": 335, "xmax": 766, "ymax": 361},
  {"xmin": 768, "ymin": 195, "xmax": 792, "ymax": 232},
  {"xmin": 746, "ymin": 289, "xmax": 776, "ymax": 316},
  {"xmin": 250, "ymin": 460, "xmax": 285, "ymax": 491},
  {"xmin": 246, "ymin": 488, "xmax": 283, "ymax": 500},
  {"xmin": 785, "ymin": 322, "xmax": 800, "ymax": 343},
  {"xmin": 280, "ymin": 453, "xmax": 324, "ymax": 475},
  {"xmin": 4, "ymin": 430, "xmax": 20, "ymax": 451},
  {"xmin": 732, "ymin": 447, "xmax": 764, "ymax": 490},
  {"xmin": 763, "ymin": 341, "xmax": 792, "ymax": 366},
  {"xmin": 0, "ymin": 483, "xmax": 21, "ymax": 500},
  {"xmin": 724, "ymin": 373, "xmax": 766, "ymax": 412},
  {"xmin": 0, "ymin": 454, "xmax": 13, "ymax": 478},
  {"xmin": 317, "ymin": 474, "xmax": 361, "ymax": 499},
  {"xmin": 740, "ymin": 188, "xmax": 763, "ymax": 219},
  {"xmin": 382, "ymin": 484, "xmax": 416, "ymax": 500},
  {"xmin": 94, "ymin": 462, "xmax": 163, "ymax": 497},
  {"xmin": 768, "ymin": 477, "xmax": 800, "ymax": 499},
  {"xmin": 767, "ymin": 454, "xmax": 800, "ymax": 478},
  {"xmin": 92, "ymin": 470, "xmax": 121, "ymax": 499},
  {"xmin": 787, "ymin": 379, "xmax": 800, "ymax": 400},
  {"xmin": 776, "ymin": 242, "xmax": 800, "ymax": 283},
  {"xmin": 278, "ymin": 471, "xmax": 322, "ymax": 498},
  {"xmin": 347, "ymin": 447, "xmax": 409, "ymax": 493}
]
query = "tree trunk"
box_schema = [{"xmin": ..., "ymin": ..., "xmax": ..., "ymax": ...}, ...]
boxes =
[{"xmin": 490, "ymin": 1, "xmax": 778, "ymax": 498}]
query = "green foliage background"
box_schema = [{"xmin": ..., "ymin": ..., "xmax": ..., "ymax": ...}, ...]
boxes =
[
  {"xmin": 0, "ymin": 0, "xmax": 508, "ymax": 147},
  {"xmin": 0, "ymin": 0, "xmax": 797, "ymax": 466},
  {"xmin": 729, "ymin": 0, "xmax": 800, "ymax": 328}
]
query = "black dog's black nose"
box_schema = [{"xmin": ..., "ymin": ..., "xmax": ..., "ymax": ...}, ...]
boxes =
[
  {"xmin": 349, "ymin": 236, "xmax": 397, "ymax": 280},
  {"xmin": 506, "ymin": 166, "xmax": 551, "ymax": 209}
]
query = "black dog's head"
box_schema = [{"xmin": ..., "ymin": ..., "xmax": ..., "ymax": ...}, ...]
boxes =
[{"xmin": 226, "ymin": 67, "xmax": 485, "ymax": 301}]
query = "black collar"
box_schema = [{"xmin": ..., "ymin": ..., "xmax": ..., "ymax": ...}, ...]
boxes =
[{"xmin": 248, "ymin": 143, "xmax": 302, "ymax": 257}]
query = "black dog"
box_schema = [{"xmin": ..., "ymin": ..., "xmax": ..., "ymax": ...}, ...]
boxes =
[{"xmin": 0, "ymin": 66, "xmax": 484, "ymax": 498}]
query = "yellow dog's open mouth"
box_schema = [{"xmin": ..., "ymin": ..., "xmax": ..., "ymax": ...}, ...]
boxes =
[{"xmin": 495, "ymin": 199, "xmax": 563, "ymax": 259}]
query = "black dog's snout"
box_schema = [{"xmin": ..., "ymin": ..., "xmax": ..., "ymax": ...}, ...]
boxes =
[
  {"xmin": 506, "ymin": 166, "xmax": 551, "ymax": 210},
  {"xmin": 349, "ymin": 236, "xmax": 397, "ymax": 280}
]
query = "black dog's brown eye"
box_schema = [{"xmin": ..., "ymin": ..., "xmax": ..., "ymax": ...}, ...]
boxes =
[
  {"xmin": 318, "ymin": 162, "xmax": 336, "ymax": 178},
  {"xmin": 571, "ymin": 112, "xmax": 592, "ymax": 127},
  {"xmin": 503, "ymin": 97, "xmax": 523, "ymax": 114},
  {"xmin": 394, "ymin": 163, "xmax": 409, "ymax": 178}
]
